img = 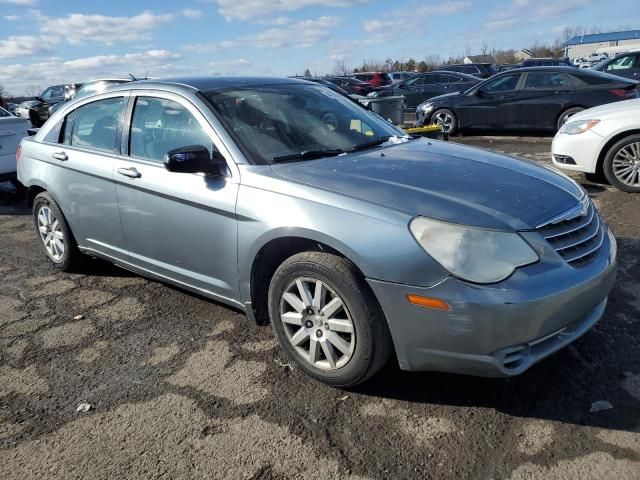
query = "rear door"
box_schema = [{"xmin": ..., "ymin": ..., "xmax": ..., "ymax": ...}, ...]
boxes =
[
  {"xmin": 39, "ymin": 94, "xmax": 129, "ymax": 260},
  {"xmin": 514, "ymin": 71, "xmax": 574, "ymax": 129},
  {"xmin": 113, "ymin": 91, "xmax": 240, "ymax": 300}
]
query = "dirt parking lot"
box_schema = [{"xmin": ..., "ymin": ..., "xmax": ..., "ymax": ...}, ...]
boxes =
[{"xmin": 1, "ymin": 137, "xmax": 639, "ymax": 480}]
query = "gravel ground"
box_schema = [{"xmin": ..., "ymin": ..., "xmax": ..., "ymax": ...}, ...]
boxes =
[{"xmin": 1, "ymin": 137, "xmax": 639, "ymax": 480}]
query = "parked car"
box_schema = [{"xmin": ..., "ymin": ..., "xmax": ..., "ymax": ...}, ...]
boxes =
[
  {"xmin": 6, "ymin": 102, "xmax": 18, "ymax": 115},
  {"xmin": 324, "ymin": 76, "xmax": 374, "ymax": 95},
  {"xmin": 18, "ymin": 76, "xmax": 617, "ymax": 386},
  {"xmin": 520, "ymin": 58, "xmax": 575, "ymax": 68},
  {"xmin": 49, "ymin": 79, "xmax": 133, "ymax": 115},
  {"xmin": 416, "ymin": 67, "xmax": 639, "ymax": 134},
  {"xmin": 28, "ymin": 83, "xmax": 82, "ymax": 127},
  {"xmin": 591, "ymin": 51, "xmax": 640, "ymax": 80},
  {"xmin": 350, "ymin": 72, "xmax": 392, "ymax": 87},
  {"xmin": 0, "ymin": 106, "xmax": 29, "ymax": 189},
  {"xmin": 435, "ymin": 63, "xmax": 497, "ymax": 78},
  {"xmin": 15, "ymin": 100, "xmax": 39, "ymax": 118},
  {"xmin": 552, "ymin": 98, "xmax": 640, "ymax": 192},
  {"xmin": 497, "ymin": 64, "xmax": 521, "ymax": 72},
  {"xmin": 586, "ymin": 52, "xmax": 609, "ymax": 63},
  {"xmin": 368, "ymin": 71, "xmax": 482, "ymax": 109},
  {"xmin": 387, "ymin": 71, "xmax": 415, "ymax": 84},
  {"xmin": 291, "ymin": 77, "xmax": 353, "ymax": 96}
]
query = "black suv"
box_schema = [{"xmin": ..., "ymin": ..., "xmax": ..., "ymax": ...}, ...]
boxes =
[
  {"xmin": 592, "ymin": 51, "xmax": 640, "ymax": 80},
  {"xmin": 520, "ymin": 58, "xmax": 574, "ymax": 67},
  {"xmin": 28, "ymin": 83, "xmax": 81, "ymax": 127},
  {"xmin": 435, "ymin": 63, "xmax": 497, "ymax": 78}
]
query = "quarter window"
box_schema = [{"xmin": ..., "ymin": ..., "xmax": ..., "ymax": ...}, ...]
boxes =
[
  {"xmin": 129, "ymin": 97, "xmax": 212, "ymax": 163},
  {"xmin": 606, "ymin": 55, "xmax": 638, "ymax": 71},
  {"xmin": 61, "ymin": 97, "xmax": 125, "ymax": 153}
]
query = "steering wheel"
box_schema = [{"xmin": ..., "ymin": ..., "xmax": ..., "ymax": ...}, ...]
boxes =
[{"xmin": 321, "ymin": 112, "xmax": 339, "ymax": 132}]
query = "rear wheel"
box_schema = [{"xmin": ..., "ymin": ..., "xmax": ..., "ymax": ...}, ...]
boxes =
[
  {"xmin": 603, "ymin": 134, "xmax": 640, "ymax": 193},
  {"xmin": 268, "ymin": 252, "xmax": 392, "ymax": 387},
  {"xmin": 32, "ymin": 192, "xmax": 83, "ymax": 270},
  {"xmin": 557, "ymin": 107, "xmax": 584, "ymax": 131},
  {"xmin": 432, "ymin": 108, "xmax": 458, "ymax": 135}
]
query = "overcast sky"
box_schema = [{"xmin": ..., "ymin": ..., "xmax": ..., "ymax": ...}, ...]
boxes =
[{"xmin": 0, "ymin": 0, "xmax": 638, "ymax": 95}]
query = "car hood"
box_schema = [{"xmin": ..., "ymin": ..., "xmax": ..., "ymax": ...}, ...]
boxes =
[
  {"xmin": 571, "ymin": 98, "xmax": 640, "ymax": 121},
  {"xmin": 272, "ymin": 139, "xmax": 583, "ymax": 230},
  {"xmin": 422, "ymin": 91, "xmax": 464, "ymax": 105}
]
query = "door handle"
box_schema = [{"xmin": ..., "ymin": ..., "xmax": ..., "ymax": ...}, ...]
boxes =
[
  {"xmin": 52, "ymin": 151, "xmax": 68, "ymax": 161},
  {"xmin": 117, "ymin": 167, "xmax": 141, "ymax": 178}
]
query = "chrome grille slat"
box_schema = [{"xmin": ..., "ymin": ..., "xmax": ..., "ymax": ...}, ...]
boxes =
[
  {"xmin": 536, "ymin": 199, "xmax": 604, "ymax": 267},
  {"xmin": 552, "ymin": 214, "xmax": 600, "ymax": 251},
  {"xmin": 538, "ymin": 204, "xmax": 594, "ymax": 239}
]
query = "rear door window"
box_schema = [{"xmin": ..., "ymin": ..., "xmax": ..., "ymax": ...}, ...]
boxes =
[
  {"xmin": 523, "ymin": 73, "xmax": 571, "ymax": 90},
  {"xmin": 128, "ymin": 97, "xmax": 212, "ymax": 163},
  {"xmin": 61, "ymin": 97, "xmax": 125, "ymax": 153}
]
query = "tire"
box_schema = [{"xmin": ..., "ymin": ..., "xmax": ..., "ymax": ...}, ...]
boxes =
[
  {"xmin": 602, "ymin": 134, "xmax": 640, "ymax": 193},
  {"xmin": 431, "ymin": 108, "xmax": 458, "ymax": 135},
  {"xmin": 268, "ymin": 252, "xmax": 392, "ymax": 387},
  {"xmin": 32, "ymin": 192, "xmax": 84, "ymax": 271},
  {"xmin": 556, "ymin": 107, "xmax": 584, "ymax": 131}
]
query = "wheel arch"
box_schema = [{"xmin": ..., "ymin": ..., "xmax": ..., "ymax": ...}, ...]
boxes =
[
  {"xmin": 596, "ymin": 129, "xmax": 640, "ymax": 177},
  {"xmin": 246, "ymin": 231, "xmax": 368, "ymax": 325}
]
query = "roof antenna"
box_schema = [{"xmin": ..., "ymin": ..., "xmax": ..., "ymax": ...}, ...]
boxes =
[{"xmin": 128, "ymin": 73, "xmax": 138, "ymax": 81}]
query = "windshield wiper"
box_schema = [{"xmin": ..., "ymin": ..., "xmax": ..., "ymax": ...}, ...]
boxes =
[{"xmin": 272, "ymin": 149, "xmax": 344, "ymax": 163}]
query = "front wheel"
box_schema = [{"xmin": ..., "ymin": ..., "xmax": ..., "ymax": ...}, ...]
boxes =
[
  {"xmin": 268, "ymin": 252, "xmax": 392, "ymax": 387},
  {"xmin": 431, "ymin": 108, "xmax": 458, "ymax": 135},
  {"xmin": 603, "ymin": 134, "xmax": 640, "ymax": 193}
]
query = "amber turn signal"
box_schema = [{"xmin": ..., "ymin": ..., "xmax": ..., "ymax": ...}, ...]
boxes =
[{"xmin": 406, "ymin": 294, "xmax": 450, "ymax": 311}]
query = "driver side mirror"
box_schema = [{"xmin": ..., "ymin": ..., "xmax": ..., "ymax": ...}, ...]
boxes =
[
  {"xmin": 474, "ymin": 88, "xmax": 487, "ymax": 97},
  {"xmin": 164, "ymin": 145, "xmax": 227, "ymax": 176}
]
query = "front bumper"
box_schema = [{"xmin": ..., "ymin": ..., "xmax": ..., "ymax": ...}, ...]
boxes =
[
  {"xmin": 368, "ymin": 227, "xmax": 617, "ymax": 377},
  {"xmin": 551, "ymin": 130, "xmax": 605, "ymax": 174}
]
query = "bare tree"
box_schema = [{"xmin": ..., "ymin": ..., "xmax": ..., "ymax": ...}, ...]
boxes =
[
  {"xmin": 25, "ymin": 85, "xmax": 43, "ymax": 98},
  {"xmin": 332, "ymin": 60, "xmax": 352, "ymax": 76}
]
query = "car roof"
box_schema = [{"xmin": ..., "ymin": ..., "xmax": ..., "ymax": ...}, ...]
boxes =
[{"xmin": 106, "ymin": 76, "xmax": 314, "ymax": 93}]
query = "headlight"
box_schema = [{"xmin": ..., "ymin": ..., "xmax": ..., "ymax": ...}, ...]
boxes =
[
  {"xmin": 409, "ymin": 217, "xmax": 539, "ymax": 284},
  {"xmin": 559, "ymin": 119, "xmax": 600, "ymax": 135},
  {"xmin": 418, "ymin": 103, "xmax": 433, "ymax": 114}
]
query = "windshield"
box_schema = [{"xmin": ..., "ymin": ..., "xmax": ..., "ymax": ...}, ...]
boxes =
[{"xmin": 204, "ymin": 84, "xmax": 406, "ymax": 164}]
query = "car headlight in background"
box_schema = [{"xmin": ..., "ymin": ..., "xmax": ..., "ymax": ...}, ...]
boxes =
[
  {"xmin": 559, "ymin": 119, "xmax": 600, "ymax": 135},
  {"xmin": 417, "ymin": 102, "xmax": 433, "ymax": 114},
  {"xmin": 409, "ymin": 217, "xmax": 539, "ymax": 284}
]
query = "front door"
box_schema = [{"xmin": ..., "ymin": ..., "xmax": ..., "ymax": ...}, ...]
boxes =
[
  {"xmin": 458, "ymin": 73, "xmax": 523, "ymax": 129},
  {"xmin": 114, "ymin": 92, "xmax": 240, "ymax": 301}
]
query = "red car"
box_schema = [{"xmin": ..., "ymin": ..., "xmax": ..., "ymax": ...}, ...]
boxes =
[{"xmin": 350, "ymin": 72, "xmax": 392, "ymax": 88}]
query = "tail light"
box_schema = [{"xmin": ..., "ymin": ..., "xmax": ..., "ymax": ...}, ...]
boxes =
[
  {"xmin": 16, "ymin": 144, "xmax": 22, "ymax": 165},
  {"xmin": 609, "ymin": 88, "xmax": 633, "ymax": 98}
]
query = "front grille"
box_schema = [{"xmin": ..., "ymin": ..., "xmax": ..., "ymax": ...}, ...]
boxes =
[{"xmin": 537, "ymin": 199, "xmax": 604, "ymax": 267}]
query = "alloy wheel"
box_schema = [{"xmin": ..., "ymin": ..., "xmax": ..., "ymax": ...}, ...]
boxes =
[
  {"xmin": 279, "ymin": 277, "xmax": 356, "ymax": 370},
  {"xmin": 433, "ymin": 111, "xmax": 454, "ymax": 133},
  {"xmin": 37, "ymin": 205, "xmax": 65, "ymax": 261},
  {"xmin": 612, "ymin": 142, "xmax": 640, "ymax": 187}
]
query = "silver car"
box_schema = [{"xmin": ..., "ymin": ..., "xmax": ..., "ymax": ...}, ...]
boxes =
[{"xmin": 17, "ymin": 77, "xmax": 617, "ymax": 386}]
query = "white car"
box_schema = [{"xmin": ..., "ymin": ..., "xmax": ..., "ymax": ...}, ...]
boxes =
[
  {"xmin": 552, "ymin": 99, "xmax": 640, "ymax": 192},
  {"xmin": 0, "ymin": 107, "xmax": 30, "ymax": 188},
  {"xmin": 14, "ymin": 100, "xmax": 39, "ymax": 118}
]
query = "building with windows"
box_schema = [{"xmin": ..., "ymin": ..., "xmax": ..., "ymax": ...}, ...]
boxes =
[{"xmin": 564, "ymin": 30, "xmax": 640, "ymax": 59}]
